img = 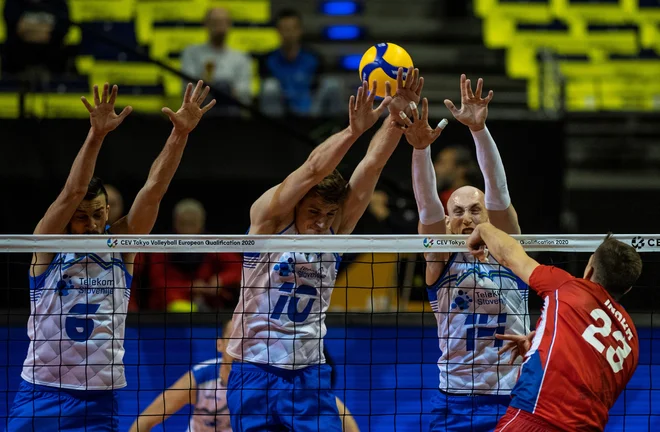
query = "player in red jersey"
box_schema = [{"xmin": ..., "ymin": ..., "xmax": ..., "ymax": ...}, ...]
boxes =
[{"xmin": 465, "ymin": 224, "xmax": 643, "ymax": 432}]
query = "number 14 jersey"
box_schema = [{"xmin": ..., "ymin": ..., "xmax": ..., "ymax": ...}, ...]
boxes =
[
  {"xmin": 428, "ymin": 252, "xmax": 530, "ymax": 395},
  {"xmin": 511, "ymin": 265, "xmax": 639, "ymax": 431},
  {"xmin": 227, "ymin": 222, "xmax": 340, "ymax": 370}
]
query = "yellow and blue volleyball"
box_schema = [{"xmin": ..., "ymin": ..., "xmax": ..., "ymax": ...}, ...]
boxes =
[{"xmin": 358, "ymin": 43, "xmax": 413, "ymax": 98}]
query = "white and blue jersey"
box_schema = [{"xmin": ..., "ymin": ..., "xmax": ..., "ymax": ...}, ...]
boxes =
[
  {"xmin": 226, "ymin": 222, "xmax": 341, "ymax": 370},
  {"xmin": 189, "ymin": 357, "xmax": 230, "ymax": 432},
  {"xmin": 23, "ymin": 252, "xmax": 132, "ymax": 390},
  {"xmin": 428, "ymin": 252, "xmax": 530, "ymax": 395}
]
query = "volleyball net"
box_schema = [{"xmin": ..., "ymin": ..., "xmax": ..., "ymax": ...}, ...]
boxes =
[{"xmin": 0, "ymin": 234, "xmax": 658, "ymax": 431}]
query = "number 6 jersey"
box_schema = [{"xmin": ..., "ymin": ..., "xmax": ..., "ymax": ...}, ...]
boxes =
[
  {"xmin": 23, "ymin": 252, "xmax": 132, "ymax": 390},
  {"xmin": 510, "ymin": 265, "xmax": 639, "ymax": 431},
  {"xmin": 227, "ymin": 222, "xmax": 340, "ymax": 370},
  {"xmin": 428, "ymin": 252, "xmax": 530, "ymax": 395}
]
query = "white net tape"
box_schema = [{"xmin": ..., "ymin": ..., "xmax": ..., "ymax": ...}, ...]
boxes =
[{"xmin": 0, "ymin": 234, "xmax": 657, "ymax": 253}]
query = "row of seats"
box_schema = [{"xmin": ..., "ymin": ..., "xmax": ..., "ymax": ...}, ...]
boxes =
[{"xmin": 475, "ymin": 0, "xmax": 660, "ymax": 111}]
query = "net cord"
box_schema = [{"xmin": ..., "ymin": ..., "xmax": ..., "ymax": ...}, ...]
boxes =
[{"xmin": 0, "ymin": 234, "xmax": 657, "ymax": 253}]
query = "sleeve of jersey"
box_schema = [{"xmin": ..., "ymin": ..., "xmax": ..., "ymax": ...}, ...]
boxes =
[
  {"xmin": 528, "ymin": 265, "xmax": 574, "ymax": 296},
  {"xmin": 192, "ymin": 360, "xmax": 220, "ymax": 386}
]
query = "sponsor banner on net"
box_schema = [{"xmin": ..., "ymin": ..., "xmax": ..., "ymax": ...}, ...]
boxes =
[
  {"xmin": 106, "ymin": 238, "xmax": 251, "ymax": 249},
  {"xmin": 631, "ymin": 236, "xmax": 660, "ymax": 251},
  {"xmin": 518, "ymin": 238, "xmax": 570, "ymax": 246}
]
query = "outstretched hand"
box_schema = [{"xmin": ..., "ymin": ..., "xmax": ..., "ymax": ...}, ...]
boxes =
[
  {"xmin": 81, "ymin": 83, "xmax": 133, "ymax": 136},
  {"xmin": 444, "ymin": 74, "xmax": 493, "ymax": 132},
  {"xmin": 399, "ymin": 98, "xmax": 447, "ymax": 150},
  {"xmin": 496, "ymin": 331, "xmax": 536, "ymax": 365},
  {"xmin": 387, "ymin": 67, "xmax": 424, "ymax": 120},
  {"xmin": 162, "ymin": 80, "xmax": 216, "ymax": 134},
  {"xmin": 348, "ymin": 80, "xmax": 392, "ymax": 136}
]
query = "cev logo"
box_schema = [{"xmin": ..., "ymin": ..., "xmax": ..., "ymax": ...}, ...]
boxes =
[
  {"xmin": 423, "ymin": 238, "xmax": 434, "ymax": 248},
  {"xmin": 107, "ymin": 238, "xmax": 118, "ymax": 248}
]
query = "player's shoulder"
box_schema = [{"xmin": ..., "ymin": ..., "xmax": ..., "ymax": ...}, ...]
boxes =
[{"xmin": 529, "ymin": 265, "xmax": 575, "ymax": 286}]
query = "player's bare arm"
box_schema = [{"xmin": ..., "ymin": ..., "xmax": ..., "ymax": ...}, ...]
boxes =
[
  {"xmin": 466, "ymin": 222, "xmax": 539, "ymax": 284},
  {"xmin": 250, "ymin": 80, "xmax": 392, "ymax": 235},
  {"xmin": 128, "ymin": 371, "xmax": 197, "ymax": 432},
  {"xmin": 401, "ymin": 96, "xmax": 450, "ymax": 284},
  {"xmin": 445, "ymin": 75, "xmax": 520, "ymax": 235},
  {"xmin": 32, "ymin": 84, "xmax": 132, "ymax": 271},
  {"xmin": 337, "ymin": 67, "xmax": 423, "ymax": 235}
]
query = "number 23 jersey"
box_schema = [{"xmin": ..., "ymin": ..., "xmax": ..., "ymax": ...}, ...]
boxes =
[
  {"xmin": 227, "ymin": 222, "xmax": 340, "ymax": 370},
  {"xmin": 510, "ymin": 265, "xmax": 639, "ymax": 431},
  {"xmin": 428, "ymin": 252, "xmax": 530, "ymax": 395}
]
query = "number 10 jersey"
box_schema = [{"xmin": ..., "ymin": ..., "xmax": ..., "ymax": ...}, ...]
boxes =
[
  {"xmin": 428, "ymin": 252, "xmax": 530, "ymax": 395},
  {"xmin": 227, "ymin": 222, "xmax": 340, "ymax": 370},
  {"xmin": 23, "ymin": 252, "xmax": 132, "ymax": 390}
]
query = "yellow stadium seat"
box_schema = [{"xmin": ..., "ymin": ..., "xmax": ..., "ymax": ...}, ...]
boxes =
[
  {"xmin": 150, "ymin": 28, "xmax": 207, "ymax": 59},
  {"xmin": 113, "ymin": 94, "xmax": 166, "ymax": 114},
  {"xmin": 551, "ymin": 0, "xmax": 638, "ymax": 24},
  {"xmin": 162, "ymin": 59, "xmax": 183, "ymax": 97},
  {"xmin": 0, "ymin": 15, "xmax": 5, "ymax": 43},
  {"xmin": 24, "ymin": 94, "xmax": 90, "ymax": 118},
  {"xmin": 226, "ymin": 28, "xmax": 279, "ymax": 54},
  {"xmin": 211, "ymin": 0, "xmax": 271, "ymax": 23},
  {"xmin": 0, "ymin": 93, "xmax": 20, "ymax": 119},
  {"xmin": 564, "ymin": 79, "xmax": 599, "ymax": 111},
  {"xmin": 475, "ymin": 0, "xmax": 552, "ymax": 22},
  {"xmin": 135, "ymin": 0, "xmax": 208, "ymax": 44},
  {"xmin": 69, "ymin": 0, "xmax": 136, "ymax": 22},
  {"xmin": 65, "ymin": 26, "xmax": 82, "ymax": 45},
  {"xmin": 89, "ymin": 61, "xmax": 161, "ymax": 86}
]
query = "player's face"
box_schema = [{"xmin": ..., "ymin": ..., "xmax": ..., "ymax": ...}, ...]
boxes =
[
  {"xmin": 68, "ymin": 195, "xmax": 109, "ymax": 235},
  {"xmin": 447, "ymin": 189, "xmax": 488, "ymax": 235},
  {"xmin": 296, "ymin": 194, "xmax": 339, "ymax": 235},
  {"xmin": 277, "ymin": 16, "xmax": 303, "ymax": 48}
]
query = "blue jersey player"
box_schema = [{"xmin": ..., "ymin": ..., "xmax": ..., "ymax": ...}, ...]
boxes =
[
  {"xmin": 7, "ymin": 81, "xmax": 216, "ymax": 432},
  {"xmin": 226, "ymin": 70, "xmax": 424, "ymax": 432},
  {"xmin": 399, "ymin": 75, "xmax": 530, "ymax": 432}
]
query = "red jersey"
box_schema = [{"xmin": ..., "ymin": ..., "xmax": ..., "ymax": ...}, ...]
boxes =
[{"xmin": 509, "ymin": 265, "xmax": 639, "ymax": 431}]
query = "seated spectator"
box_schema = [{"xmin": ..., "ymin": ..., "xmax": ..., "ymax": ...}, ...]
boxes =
[
  {"xmin": 434, "ymin": 144, "xmax": 480, "ymax": 209},
  {"xmin": 260, "ymin": 8, "xmax": 343, "ymax": 117},
  {"xmin": 2, "ymin": 0, "xmax": 70, "ymax": 80},
  {"xmin": 180, "ymin": 7, "xmax": 252, "ymax": 115},
  {"xmin": 145, "ymin": 199, "xmax": 242, "ymax": 312},
  {"xmin": 105, "ymin": 184, "xmax": 124, "ymax": 225}
]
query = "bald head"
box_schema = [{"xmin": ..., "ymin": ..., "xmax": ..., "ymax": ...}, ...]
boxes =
[
  {"xmin": 447, "ymin": 186, "xmax": 488, "ymax": 235},
  {"xmin": 105, "ymin": 184, "xmax": 124, "ymax": 224},
  {"xmin": 205, "ymin": 7, "xmax": 231, "ymax": 46}
]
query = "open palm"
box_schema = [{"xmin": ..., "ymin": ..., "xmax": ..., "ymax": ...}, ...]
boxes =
[
  {"xmin": 162, "ymin": 80, "xmax": 216, "ymax": 134},
  {"xmin": 348, "ymin": 80, "xmax": 392, "ymax": 136},
  {"xmin": 81, "ymin": 83, "xmax": 132, "ymax": 135},
  {"xmin": 387, "ymin": 67, "xmax": 424, "ymax": 119},
  {"xmin": 444, "ymin": 74, "xmax": 493, "ymax": 131},
  {"xmin": 400, "ymin": 98, "xmax": 446, "ymax": 150}
]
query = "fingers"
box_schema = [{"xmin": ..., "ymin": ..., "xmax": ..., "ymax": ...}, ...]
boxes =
[
  {"xmin": 108, "ymin": 85, "xmax": 119, "ymax": 105},
  {"xmin": 432, "ymin": 119, "xmax": 447, "ymax": 141},
  {"xmin": 101, "ymin": 83, "xmax": 109, "ymax": 104},
  {"xmin": 384, "ymin": 80, "xmax": 392, "ymax": 98},
  {"xmin": 191, "ymin": 80, "xmax": 204, "ymax": 103},
  {"xmin": 485, "ymin": 89, "xmax": 494, "ymax": 103},
  {"xmin": 93, "ymin": 85, "xmax": 101, "ymax": 106},
  {"xmin": 355, "ymin": 84, "xmax": 364, "ymax": 108},
  {"xmin": 465, "ymin": 78, "xmax": 475, "ymax": 99},
  {"xmin": 374, "ymin": 95, "xmax": 392, "ymax": 116},
  {"xmin": 368, "ymin": 80, "xmax": 378, "ymax": 103},
  {"xmin": 407, "ymin": 67, "xmax": 418, "ymax": 91},
  {"xmin": 444, "ymin": 99, "xmax": 460, "ymax": 117},
  {"xmin": 509, "ymin": 349, "xmax": 520, "ymax": 365},
  {"xmin": 497, "ymin": 341, "xmax": 516, "ymax": 356},
  {"xmin": 416, "ymin": 76, "xmax": 424, "ymax": 97},
  {"xmin": 421, "ymin": 98, "xmax": 429, "ymax": 123},
  {"xmin": 475, "ymin": 78, "xmax": 483, "ymax": 99},
  {"xmin": 396, "ymin": 67, "xmax": 404, "ymax": 91},
  {"xmin": 201, "ymin": 98, "xmax": 217, "ymax": 114},
  {"xmin": 459, "ymin": 74, "xmax": 467, "ymax": 101},
  {"xmin": 398, "ymin": 111, "xmax": 413, "ymax": 127},
  {"xmin": 183, "ymin": 83, "xmax": 193, "ymax": 104},
  {"xmin": 361, "ymin": 80, "xmax": 369, "ymax": 103},
  {"xmin": 495, "ymin": 334, "xmax": 525, "ymax": 342},
  {"xmin": 410, "ymin": 101, "xmax": 419, "ymax": 121},
  {"xmin": 117, "ymin": 106, "xmax": 133, "ymax": 121},
  {"xmin": 81, "ymin": 96, "xmax": 94, "ymax": 113},
  {"xmin": 161, "ymin": 106, "xmax": 176, "ymax": 120},
  {"xmin": 197, "ymin": 85, "xmax": 211, "ymax": 105},
  {"xmin": 348, "ymin": 95, "xmax": 356, "ymax": 121}
]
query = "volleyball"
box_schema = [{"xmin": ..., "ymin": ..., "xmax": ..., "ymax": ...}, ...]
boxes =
[{"xmin": 358, "ymin": 42, "xmax": 413, "ymax": 98}]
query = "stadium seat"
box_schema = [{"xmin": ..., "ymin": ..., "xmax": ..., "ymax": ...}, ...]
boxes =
[
  {"xmin": 226, "ymin": 28, "xmax": 280, "ymax": 54},
  {"xmin": 135, "ymin": 0, "xmax": 208, "ymax": 44},
  {"xmin": 89, "ymin": 61, "xmax": 161, "ymax": 87},
  {"xmin": 210, "ymin": 0, "xmax": 271, "ymax": 23},
  {"xmin": 552, "ymin": 0, "xmax": 638, "ymax": 24},
  {"xmin": 0, "ymin": 93, "xmax": 20, "ymax": 118},
  {"xmin": 475, "ymin": 0, "xmax": 553, "ymax": 22},
  {"xmin": 69, "ymin": 0, "xmax": 136, "ymax": 22}
]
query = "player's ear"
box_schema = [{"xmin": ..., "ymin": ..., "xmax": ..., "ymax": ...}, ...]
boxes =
[{"xmin": 584, "ymin": 255, "xmax": 595, "ymax": 280}]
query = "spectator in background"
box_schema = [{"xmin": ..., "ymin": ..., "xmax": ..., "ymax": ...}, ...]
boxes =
[
  {"xmin": 144, "ymin": 199, "xmax": 242, "ymax": 312},
  {"xmin": 434, "ymin": 144, "xmax": 479, "ymax": 209},
  {"xmin": 2, "ymin": 0, "xmax": 70, "ymax": 80},
  {"xmin": 260, "ymin": 8, "xmax": 343, "ymax": 117},
  {"xmin": 105, "ymin": 184, "xmax": 124, "ymax": 225},
  {"xmin": 181, "ymin": 7, "xmax": 252, "ymax": 114}
]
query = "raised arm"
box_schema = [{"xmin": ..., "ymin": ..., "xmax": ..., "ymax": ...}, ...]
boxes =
[
  {"xmin": 445, "ymin": 75, "xmax": 520, "ymax": 234},
  {"xmin": 338, "ymin": 68, "xmax": 423, "ymax": 234},
  {"xmin": 128, "ymin": 371, "xmax": 196, "ymax": 432},
  {"xmin": 34, "ymin": 84, "xmax": 132, "ymax": 235},
  {"xmin": 401, "ymin": 98, "xmax": 449, "ymax": 284},
  {"xmin": 250, "ymin": 80, "xmax": 391, "ymax": 234},
  {"xmin": 466, "ymin": 222, "xmax": 539, "ymax": 284},
  {"xmin": 112, "ymin": 81, "xmax": 215, "ymax": 235}
]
